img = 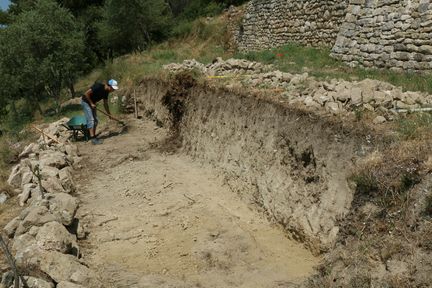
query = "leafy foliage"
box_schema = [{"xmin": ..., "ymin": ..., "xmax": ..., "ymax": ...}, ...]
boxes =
[
  {"xmin": 0, "ymin": 10, "xmax": 10, "ymax": 25},
  {"xmin": 97, "ymin": 0, "xmax": 172, "ymax": 56},
  {"xmin": 0, "ymin": 0, "xmax": 248, "ymax": 128},
  {"xmin": 168, "ymin": 0, "xmax": 249, "ymax": 18},
  {"xmin": 0, "ymin": 0, "xmax": 85, "ymax": 126},
  {"xmin": 8, "ymin": 0, "xmax": 38, "ymax": 15}
]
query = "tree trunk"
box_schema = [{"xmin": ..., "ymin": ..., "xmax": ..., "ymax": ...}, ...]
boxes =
[
  {"xmin": 25, "ymin": 95, "xmax": 44, "ymax": 117},
  {"xmin": 45, "ymin": 85, "xmax": 61, "ymax": 114},
  {"xmin": 36, "ymin": 103, "xmax": 44, "ymax": 116},
  {"xmin": 68, "ymin": 77, "xmax": 76, "ymax": 99},
  {"xmin": 69, "ymin": 83, "xmax": 76, "ymax": 99}
]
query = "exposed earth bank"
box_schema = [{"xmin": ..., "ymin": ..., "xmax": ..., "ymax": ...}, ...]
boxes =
[{"xmin": 131, "ymin": 72, "xmax": 432, "ymax": 287}]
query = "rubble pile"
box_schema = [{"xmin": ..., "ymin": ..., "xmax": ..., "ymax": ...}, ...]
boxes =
[
  {"xmin": 1, "ymin": 118, "xmax": 102, "ymax": 288},
  {"xmin": 165, "ymin": 58, "xmax": 432, "ymax": 123},
  {"xmin": 163, "ymin": 57, "xmax": 273, "ymax": 76}
]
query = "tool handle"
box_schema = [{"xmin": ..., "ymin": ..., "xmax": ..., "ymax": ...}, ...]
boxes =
[
  {"xmin": 95, "ymin": 107, "xmax": 123, "ymax": 123},
  {"xmin": 31, "ymin": 125, "xmax": 62, "ymax": 144}
]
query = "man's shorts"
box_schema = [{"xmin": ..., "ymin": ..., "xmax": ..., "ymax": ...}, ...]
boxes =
[{"xmin": 81, "ymin": 99, "xmax": 98, "ymax": 129}]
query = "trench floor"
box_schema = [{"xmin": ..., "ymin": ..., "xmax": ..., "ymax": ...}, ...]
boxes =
[{"xmin": 75, "ymin": 117, "xmax": 318, "ymax": 288}]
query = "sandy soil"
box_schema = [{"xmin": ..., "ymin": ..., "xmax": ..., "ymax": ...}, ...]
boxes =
[{"xmin": 75, "ymin": 118, "xmax": 319, "ymax": 288}]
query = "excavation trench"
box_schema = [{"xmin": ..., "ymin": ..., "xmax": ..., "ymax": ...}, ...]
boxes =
[
  {"xmin": 137, "ymin": 75, "xmax": 372, "ymax": 254},
  {"xmin": 76, "ymin": 75, "xmax": 372, "ymax": 287}
]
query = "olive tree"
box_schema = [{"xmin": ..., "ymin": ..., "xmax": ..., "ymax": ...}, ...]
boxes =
[
  {"xmin": 97, "ymin": 0, "xmax": 172, "ymax": 56},
  {"xmin": 0, "ymin": 0, "xmax": 85, "ymax": 119}
]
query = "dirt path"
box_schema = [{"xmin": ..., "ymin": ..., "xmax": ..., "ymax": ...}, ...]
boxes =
[{"xmin": 75, "ymin": 118, "xmax": 319, "ymax": 288}]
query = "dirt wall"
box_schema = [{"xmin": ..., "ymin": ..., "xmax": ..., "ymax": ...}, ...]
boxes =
[{"xmin": 136, "ymin": 77, "xmax": 369, "ymax": 254}]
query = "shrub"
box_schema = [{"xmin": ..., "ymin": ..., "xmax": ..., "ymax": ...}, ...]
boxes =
[
  {"xmin": 203, "ymin": 2, "xmax": 224, "ymax": 17},
  {"xmin": 171, "ymin": 20, "xmax": 194, "ymax": 38},
  {"xmin": 351, "ymin": 173, "xmax": 379, "ymax": 197},
  {"xmin": 351, "ymin": 139, "xmax": 430, "ymax": 209},
  {"xmin": 151, "ymin": 50, "xmax": 178, "ymax": 62},
  {"xmin": 2, "ymin": 99, "xmax": 34, "ymax": 133},
  {"xmin": 400, "ymin": 173, "xmax": 420, "ymax": 194}
]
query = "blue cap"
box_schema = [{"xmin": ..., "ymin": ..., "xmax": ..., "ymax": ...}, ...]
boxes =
[{"xmin": 108, "ymin": 79, "xmax": 119, "ymax": 90}]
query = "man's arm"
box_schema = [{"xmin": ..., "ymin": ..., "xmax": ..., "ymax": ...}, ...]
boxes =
[
  {"xmin": 84, "ymin": 89, "xmax": 96, "ymax": 109},
  {"xmin": 103, "ymin": 99, "xmax": 112, "ymax": 118}
]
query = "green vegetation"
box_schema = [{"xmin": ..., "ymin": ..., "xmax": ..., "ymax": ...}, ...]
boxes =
[
  {"xmin": 1, "ymin": 1, "xmax": 432, "ymax": 208},
  {"xmin": 351, "ymin": 173, "xmax": 379, "ymax": 198},
  {"xmin": 235, "ymin": 43, "xmax": 432, "ymax": 94},
  {"xmin": 0, "ymin": 0, "xmax": 86, "ymax": 130},
  {"xmin": 76, "ymin": 16, "xmax": 230, "ymax": 90},
  {"xmin": 351, "ymin": 170, "xmax": 420, "ymax": 208},
  {"xmin": 397, "ymin": 113, "xmax": 432, "ymax": 140},
  {"xmin": 351, "ymin": 139, "xmax": 427, "ymax": 209},
  {"xmin": 97, "ymin": 0, "xmax": 172, "ymax": 56},
  {"xmin": 3, "ymin": 0, "xmax": 85, "ymax": 111},
  {"xmin": 0, "ymin": 138, "xmax": 15, "ymax": 192},
  {"xmin": 2, "ymin": 0, "xmax": 432, "ymax": 132},
  {"xmin": 0, "ymin": 0, "xmax": 248, "ymax": 131}
]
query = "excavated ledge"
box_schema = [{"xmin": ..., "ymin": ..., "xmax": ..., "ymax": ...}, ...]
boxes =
[{"xmin": 136, "ymin": 75, "xmax": 378, "ymax": 254}]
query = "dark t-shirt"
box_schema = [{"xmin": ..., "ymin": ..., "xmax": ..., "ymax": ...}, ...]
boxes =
[{"xmin": 82, "ymin": 82, "xmax": 108, "ymax": 104}]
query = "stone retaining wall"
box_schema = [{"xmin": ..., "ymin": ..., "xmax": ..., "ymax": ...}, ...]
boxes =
[
  {"xmin": 1, "ymin": 119, "xmax": 102, "ymax": 288},
  {"xmin": 233, "ymin": 0, "xmax": 349, "ymax": 51},
  {"xmin": 231, "ymin": 0, "xmax": 432, "ymax": 72},
  {"xmin": 331, "ymin": 0, "xmax": 432, "ymax": 71}
]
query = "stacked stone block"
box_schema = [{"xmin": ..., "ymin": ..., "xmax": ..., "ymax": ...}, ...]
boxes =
[
  {"xmin": 331, "ymin": 0, "xmax": 432, "ymax": 72},
  {"xmin": 235, "ymin": 0, "xmax": 349, "ymax": 51}
]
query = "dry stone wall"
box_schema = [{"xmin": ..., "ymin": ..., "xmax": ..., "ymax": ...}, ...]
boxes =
[
  {"xmin": 331, "ymin": 0, "xmax": 432, "ymax": 71},
  {"xmin": 2, "ymin": 119, "xmax": 102, "ymax": 288},
  {"xmin": 231, "ymin": 0, "xmax": 432, "ymax": 72},
  {"xmin": 234, "ymin": 0, "xmax": 349, "ymax": 51}
]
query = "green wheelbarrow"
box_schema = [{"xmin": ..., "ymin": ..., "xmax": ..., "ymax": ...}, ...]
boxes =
[{"xmin": 62, "ymin": 115, "xmax": 90, "ymax": 141}]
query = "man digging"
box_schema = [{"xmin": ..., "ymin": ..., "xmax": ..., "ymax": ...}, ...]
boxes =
[{"xmin": 81, "ymin": 79, "xmax": 119, "ymax": 145}]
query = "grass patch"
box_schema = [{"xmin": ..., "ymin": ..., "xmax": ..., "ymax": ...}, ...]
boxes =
[
  {"xmin": 235, "ymin": 43, "xmax": 432, "ymax": 94},
  {"xmin": 352, "ymin": 142, "xmax": 428, "ymax": 208},
  {"xmin": 75, "ymin": 15, "xmax": 231, "ymax": 91},
  {"xmin": 78, "ymin": 16, "xmax": 432, "ymax": 98},
  {"xmin": 351, "ymin": 173, "xmax": 379, "ymax": 197},
  {"xmin": 171, "ymin": 20, "xmax": 194, "ymax": 38},
  {"xmin": 397, "ymin": 113, "xmax": 432, "ymax": 140}
]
